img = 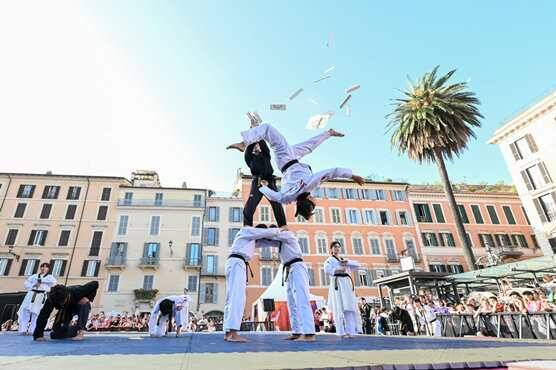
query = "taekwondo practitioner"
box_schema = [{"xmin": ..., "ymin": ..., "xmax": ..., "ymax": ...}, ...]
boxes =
[
  {"xmin": 33, "ymin": 281, "xmax": 99, "ymax": 341},
  {"xmin": 243, "ymin": 138, "xmax": 287, "ymax": 227},
  {"xmin": 148, "ymin": 294, "xmax": 191, "ymax": 337},
  {"xmin": 223, "ymin": 225, "xmax": 284, "ymax": 342},
  {"xmin": 18, "ymin": 262, "xmax": 57, "ymax": 335},
  {"xmin": 272, "ymin": 226, "xmax": 316, "ymax": 341},
  {"xmin": 324, "ymin": 241, "xmax": 362, "ymax": 338},
  {"xmin": 227, "ymin": 122, "xmax": 365, "ymax": 220}
]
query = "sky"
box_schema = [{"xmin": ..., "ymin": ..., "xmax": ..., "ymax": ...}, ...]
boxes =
[{"xmin": 1, "ymin": 1, "xmax": 555, "ymax": 191}]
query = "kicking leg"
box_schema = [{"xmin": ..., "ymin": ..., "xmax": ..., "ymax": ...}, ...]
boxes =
[{"xmin": 290, "ymin": 129, "xmax": 344, "ymax": 159}]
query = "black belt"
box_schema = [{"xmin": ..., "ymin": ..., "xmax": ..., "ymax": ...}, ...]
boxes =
[
  {"xmin": 281, "ymin": 257, "xmax": 303, "ymax": 286},
  {"xmin": 229, "ymin": 253, "xmax": 254, "ymax": 283},
  {"xmin": 281, "ymin": 159, "xmax": 299, "ymax": 173},
  {"xmin": 333, "ymin": 273, "xmax": 354, "ymax": 291},
  {"xmin": 30, "ymin": 290, "xmax": 46, "ymax": 304}
]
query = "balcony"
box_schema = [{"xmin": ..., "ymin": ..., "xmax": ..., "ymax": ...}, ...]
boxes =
[
  {"xmin": 201, "ymin": 269, "xmax": 226, "ymax": 278},
  {"xmin": 497, "ymin": 245, "xmax": 524, "ymax": 259},
  {"xmin": 138, "ymin": 256, "xmax": 160, "ymax": 269},
  {"xmin": 184, "ymin": 258, "xmax": 202, "ymax": 269},
  {"xmin": 105, "ymin": 255, "xmax": 127, "ymax": 269},
  {"xmin": 118, "ymin": 199, "xmax": 203, "ymax": 208}
]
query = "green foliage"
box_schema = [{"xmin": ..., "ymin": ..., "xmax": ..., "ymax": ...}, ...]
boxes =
[{"xmin": 134, "ymin": 288, "xmax": 158, "ymax": 300}]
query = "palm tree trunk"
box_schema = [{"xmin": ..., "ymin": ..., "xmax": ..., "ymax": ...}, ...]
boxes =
[{"xmin": 434, "ymin": 150, "xmax": 477, "ymax": 270}]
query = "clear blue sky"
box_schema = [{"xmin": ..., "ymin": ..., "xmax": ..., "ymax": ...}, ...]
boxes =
[{"xmin": 2, "ymin": 2, "xmax": 555, "ymax": 190}]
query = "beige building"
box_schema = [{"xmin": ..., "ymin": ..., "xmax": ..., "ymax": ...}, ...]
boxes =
[
  {"xmin": 200, "ymin": 194, "xmax": 243, "ymax": 318},
  {"xmin": 100, "ymin": 171, "xmax": 208, "ymax": 315},
  {"xmin": 489, "ymin": 90, "xmax": 556, "ymax": 255},
  {"xmin": 0, "ymin": 172, "xmax": 129, "ymax": 310}
]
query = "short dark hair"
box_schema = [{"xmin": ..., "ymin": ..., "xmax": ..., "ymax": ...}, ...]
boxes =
[
  {"xmin": 159, "ymin": 299, "xmax": 174, "ymax": 316},
  {"xmin": 40, "ymin": 262, "xmax": 51, "ymax": 269},
  {"xmin": 268, "ymin": 224, "xmax": 277, "ymax": 228},
  {"xmin": 49, "ymin": 285, "xmax": 69, "ymax": 306},
  {"xmin": 255, "ymin": 224, "xmax": 268, "ymax": 229},
  {"xmin": 295, "ymin": 193, "xmax": 315, "ymax": 220},
  {"xmin": 329, "ymin": 240, "xmax": 342, "ymax": 250}
]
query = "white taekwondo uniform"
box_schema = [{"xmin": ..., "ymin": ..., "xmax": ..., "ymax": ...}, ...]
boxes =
[
  {"xmin": 148, "ymin": 295, "xmax": 191, "ymax": 337},
  {"xmin": 18, "ymin": 273, "xmax": 57, "ymax": 334}
]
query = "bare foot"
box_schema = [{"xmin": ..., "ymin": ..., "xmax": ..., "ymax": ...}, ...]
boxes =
[
  {"xmin": 72, "ymin": 331, "xmax": 85, "ymax": 341},
  {"xmin": 351, "ymin": 175, "xmax": 365, "ymax": 186},
  {"xmin": 293, "ymin": 335, "xmax": 316, "ymax": 342},
  {"xmin": 328, "ymin": 129, "xmax": 344, "ymax": 137},
  {"xmin": 283, "ymin": 334, "xmax": 301, "ymax": 340},
  {"xmin": 225, "ymin": 332, "xmax": 249, "ymax": 342},
  {"xmin": 226, "ymin": 142, "xmax": 246, "ymax": 152}
]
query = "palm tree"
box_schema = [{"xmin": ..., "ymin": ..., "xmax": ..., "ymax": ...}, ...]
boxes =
[{"xmin": 387, "ymin": 66, "xmax": 482, "ymax": 270}]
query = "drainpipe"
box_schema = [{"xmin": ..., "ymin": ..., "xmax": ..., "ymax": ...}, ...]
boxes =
[
  {"xmin": 0, "ymin": 174, "xmax": 12, "ymax": 213},
  {"xmin": 65, "ymin": 177, "xmax": 90, "ymax": 285},
  {"xmin": 196, "ymin": 190, "xmax": 208, "ymax": 312}
]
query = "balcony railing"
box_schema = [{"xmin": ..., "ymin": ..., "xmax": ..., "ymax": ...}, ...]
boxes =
[
  {"xmin": 106, "ymin": 255, "xmax": 127, "ymax": 267},
  {"xmin": 184, "ymin": 258, "xmax": 201, "ymax": 268},
  {"xmin": 118, "ymin": 199, "xmax": 203, "ymax": 208},
  {"xmin": 139, "ymin": 256, "xmax": 160, "ymax": 267},
  {"xmin": 201, "ymin": 269, "xmax": 226, "ymax": 277}
]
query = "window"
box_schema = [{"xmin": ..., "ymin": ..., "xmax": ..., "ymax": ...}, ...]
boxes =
[
  {"xmin": 207, "ymin": 207, "xmax": 219, "ymax": 222},
  {"xmin": 101, "ymin": 187, "xmax": 111, "ymax": 201},
  {"xmin": 97, "ymin": 205, "xmax": 108, "ymax": 221},
  {"xmin": 65, "ymin": 204, "xmax": 77, "ymax": 220},
  {"xmin": 307, "ymin": 266, "xmax": 315, "ymax": 286},
  {"xmin": 522, "ymin": 207, "xmax": 531, "ymax": 225},
  {"xmin": 201, "ymin": 283, "xmax": 217, "ymax": 304},
  {"xmin": 331, "ymin": 208, "xmax": 341, "ymax": 224},
  {"xmin": 42, "ymin": 185, "xmax": 60, "ymax": 199},
  {"xmin": 296, "ymin": 214, "xmax": 307, "ymax": 223},
  {"xmin": 448, "ymin": 265, "xmax": 464, "ymax": 274},
  {"xmin": 152, "ymin": 192, "xmax": 163, "ymax": 206},
  {"xmin": 358, "ymin": 270, "xmax": 372, "ymax": 287},
  {"xmin": 143, "ymin": 275, "xmax": 154, "ymax": 290},
  {"xmin": 313, "ymin": 208, "xmax": 324, "ymax": 223},
  {"xmin": 495, "ymin": 234, "xmax": 512, "ymax": 247},
  {"xmin": 369, "ymin": 238, "xmax": 381, "ymax": 254},
  {"xmin": 187, "ymin": 216, "xmax": 200, "ymax": 237},
  {"xmin": 345, "ymin": 188, "xmax": 358, "ymax": 199},
  {"xmin": 118, "ymin": 215, "xmax": 129, "ymax": 235},
  {"xmin": 150, "ymin": 216, "xmax": 160, "ymax": 235},
  {"xmin": 404, "ymin": 239, "xmax": 417, "ymax": 257},
  {"xmin": 487, "ymin": 205, "xmax": 500, "ymax": 224},
  {"xmin": 439, "ymin": 232, "xmax": 456, "ymax": 247},
  {"xmin": 522, "ymin": 163, "xmax": 552, "ymax": 191},
  {"xmin": 58, "ymin": 230, "xmax": 71, "ymax": 246},
  {"xmin": 510, "ymin": 134, "xmax": 537, "ymax": 160},
  {"xmin": 347, "ymin": 209, "xmax": 360, "ymax": 224},
  {"xmin": 364, "ymin": 209, "xmax": 378, "ymax": 225},
  {"xmin": 228, "ymin": 228, "xmax": 240, "ymax": 247},
  {"xmin": 384, "ymin": 239, "xmax": 397, "ymax": 259},
  {"xmin": 392, "ymin": 190, "xmax": 407, "ymax": 201},
  {"xmin": 186, "ymin": 243, "xmax": 201, "ymax": 266},
  {"xmin": 67, "ymin": 186, "xmax": 81, "ymax": 200},
  {"xmin": 19, "ymin": 259, "xmax": 39, "ymax": 276},
  {"xmin": 205, "ymin": 228, "xmax": 219, "ymax": 246},
  {"xmin": 316, "ymin": 235, "xmax": 327, "ymax": 254},
  {"xmin": 352, "ymin": 238, "xmax": 363, "ymax": 255},
  {"xmin": 534, "ymin": 192, "xmax": 556, "ymax": 223},
  {"xmin": 531, "ymin": 234, "xmax": 539, "ymax": 249},
  {"xmin": 511, "ymin": 234, "xmax": 528, "ymax": 248},
  {"xmin": 107, "ymin": 275, "xmax": 119, "ymax": 292},
  {"xmin": 89, "ymin": 231, "xmax": 103, "ymax": 256},
  {"xmin": 398, "ymin": 210, "xmax": 411, "ymax": 225},
  {"xmin": 123, "ymin": 192, "xmax": 133, "ymax": 205},
  {"xmin": 361, "ymin": 189, "xmax": 384, "ymax": 200},
  {"xmin": 259, "ymin": 206, "xmax": 270, "ymax": 222},
  {"xmin": 429, "ymin": 264, "xmax": 447, "ymax": 273},
  {"xmin": 17, "ymin": 184, "xmax": 35, "ymax": 198},
  {"xmin": 260, "ymin": 246, "xmax": 272, "ymax": 260},
  {"xmin": 319, "ymin": 267, "xmax": 330, "ymax": 286},
  {"xmin": 503, "ymin": 206, "xmax": 516, "ymax": 224},
  {"xmin": 327, "ymin": 188, "xmax": 339, "ymax": 199},
  {"xmin": 414, "ymin": 203, "xmax": 432, "ymax": 222},
  {"xmin": 471, "ymin": 205, "xmax": 484, "ymax": 224},
  {"xmin": 51, "ymin": 259, "xmax": 67, "ymax": 277},
  {"xmin": 298, "ymin": 236, "xmax": 309, "ymax": 254},
  {"xmin": 457, "ymin": 204, "xmax": 469, "ymax": 223},
  {"xmin": 421, "ymin": 232, "xmax": 439, "ymax": 247},
  {"xmin": 261, "ymin": 267, "xmax": 272, "ymax": 286},
  {"xmin": 312, "ymin": 187, "xmax": 325, "ymax": 198},
  {"xmin": 376, "ymin": 190, "xmax": 386, "ymax": 200},
  {"xmin": 28, "ymin": 230, "xmax": 48, "ymax": 246},
  {"xmin": 229, "ymin": 207, "xmax": 242, "ymax": 222},
  {"xmin": 479, "ymin": 234, "xmax": 495, "ymax": 248},
  {"xmin": 14, "ymin": 203, "xmax": 26, "ymax": 218},
  {"xmin": 187, "ymin": 275, "xmax": 198, "ymax": 292},
  {"xmin": 204, "ymin": 255, "xmax": 218, "ymax": 274},
  {"xmin": 5, "ymin": 229, "xmax": 18, "ymax": 246},
  {"xmin": 430, "ymin": 204, "xmax": 445, "ymax": 223},
  {"xmin": 193, "ymin": 194, "xmax": 202, "ymax": 207},
  {"xmin": 39, "ymin": 204, "xmax": 52, "ymax": 219},
  {"xmin": 379, "ymin": 210, "xmax": 390, "ymax": 225}
]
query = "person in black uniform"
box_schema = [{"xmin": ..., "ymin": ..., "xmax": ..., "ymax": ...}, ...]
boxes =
[
  {"xmin": 243, "ymin": 140, "xmax": 287, "ymax": 227},
  {"xmin": 359, "ymin": 297, "xmax": 372, "ymax": 334},
  {"xmin": 33, "ymin": 281, "xmax": 99, "ymax": 341}
]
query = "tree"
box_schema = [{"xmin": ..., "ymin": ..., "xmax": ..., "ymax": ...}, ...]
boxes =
[{"xmin": 387, "ymin": 66, "xmax": 483, "ymax": 270}]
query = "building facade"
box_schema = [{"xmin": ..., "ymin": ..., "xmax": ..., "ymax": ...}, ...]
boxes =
[
  {"xmin": 408, "ymin": 184, "xmax": 540, "ymax": 272},
  {"xmin": 200, "ymin": 195, "xmax": 244, "ymax": 318},
  {"xmin": 100, "ymin": 171, "xmax": 207, "ymax": 315},
  {"xmin": 489, "ymin": 90, "xmax": 556, "ymax": 255},
  {"xmin": 0, "ymin": 172, "xmax": 129, "ymax": 310}
]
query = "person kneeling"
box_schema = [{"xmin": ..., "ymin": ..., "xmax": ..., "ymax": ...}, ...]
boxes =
[{"xmin": 33, "ymin": 281, "xmax": 99, "ymax": 341}]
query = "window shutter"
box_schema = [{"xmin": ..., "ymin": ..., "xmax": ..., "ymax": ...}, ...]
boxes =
[
  {"xmin": 213, "ymin": 283, "xmax": 219, "ymax": 304},
  {"xmin": 19, "ymin": 260, "xmax": 28, "ymax": 276},
  {"xmin": 49, "ymin": 259, "xmax": 55, "ymax": 272},
  {"xmin": 202, "ymin": 257, "xmax": 208, "ymax": 274},
  {"xmin": 239, "ymin": 208, "xmax": 244, "ymax": 223},
  {"xmin": 17, "ymin": 186, "xmax": 23, "ymax": 197},
  {"xmin": 521, "ymin": 170, "xmax": 533, "ymax": 190},
  {"xmin": 539, "ymin": 162, "xmax": 553, "ymax": 184},
  {"xmin": 94, "ymin": 261, "xmax": 100, "ymax": 277},
  {"xmin": 525, "ymin": 134, "xmax": 538, "ymax": 153},
  {"xmin": 203, "ymin": 228, "xmax": 208, "ymax": 244},
  {"xmin": 533, "ymin": 198, "xmax": 547, "ymax": 222},
  {"xmin": 32, "ymin": 260, "xmax": 39, "ymax": 274},
  {"xmin": 215, "ymin": 207, "xmax": 220, "ymax": 222},
  {"xmin": 28, "ymin": 230, "xmax": 36, "ymax": 246},
  {"xmin": 354, "ymin": 272, "xmax": 361, "ymax": 287},
  {"xmin": 366, "ymin": 269, "xmax": 372, "ymax": 286},
  {"xmin": 81, "ymin": 261, "xmax": 88, "ymax": 277},
  {"xmin": 344, "ymin": 209, "xmax": 351, "ymax": 223},
  {"xmin": 199, "ymin": 283, "xmax": 206, "ymax": 303},
  {"xmin": 213, "ymin": 256, "xmax": 219, "ymax": 273},
  {"xmin": 40, "ymin": 231, "xmax": 48, "ymax": 245},
  {"xmin": 228, "ymin": 229, "xmax": 234, "ymax": 247},
  {"xmin": 228, "ymin": 208, "xmax": 233, "ymax": 222},
  {"xmin": 509, "ymin": 142, "xmax": 521, "ymax": 160},
  {"xmin": 60, "ymin": 261, "xmax": 67, "ymax": 276},
  {"xmin": 185, "ymin": 244, "xmax": 192, "ymax": 263},
  {"xmin": 4, "ymin": 259, "xmax": 12, "ymax": 276},
  {"xmin": 215, "ymin": 228, "xmax": 219, "ymax": 245}
]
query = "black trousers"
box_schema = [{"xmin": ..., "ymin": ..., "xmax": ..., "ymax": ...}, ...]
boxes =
[
  {"xmin": 50, "ymin": 303, "xmax": 91, "ymax": 339},
  {"xmin": 362, "ymin": 318, "xmax": 372, "ymax": 334},
  {"xmin": 243, "ymin": 177, "xmax": 287, "ymax": 227}
]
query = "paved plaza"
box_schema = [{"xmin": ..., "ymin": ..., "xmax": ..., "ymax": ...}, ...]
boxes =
[{"xmin": 1, "ymin": 332, "xmax": 555, "ymax": 370}]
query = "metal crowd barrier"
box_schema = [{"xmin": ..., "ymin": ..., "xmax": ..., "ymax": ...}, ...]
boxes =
[{"xmin": 438, "ymin": 312, "xmax": 556, "ymax": 340}]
